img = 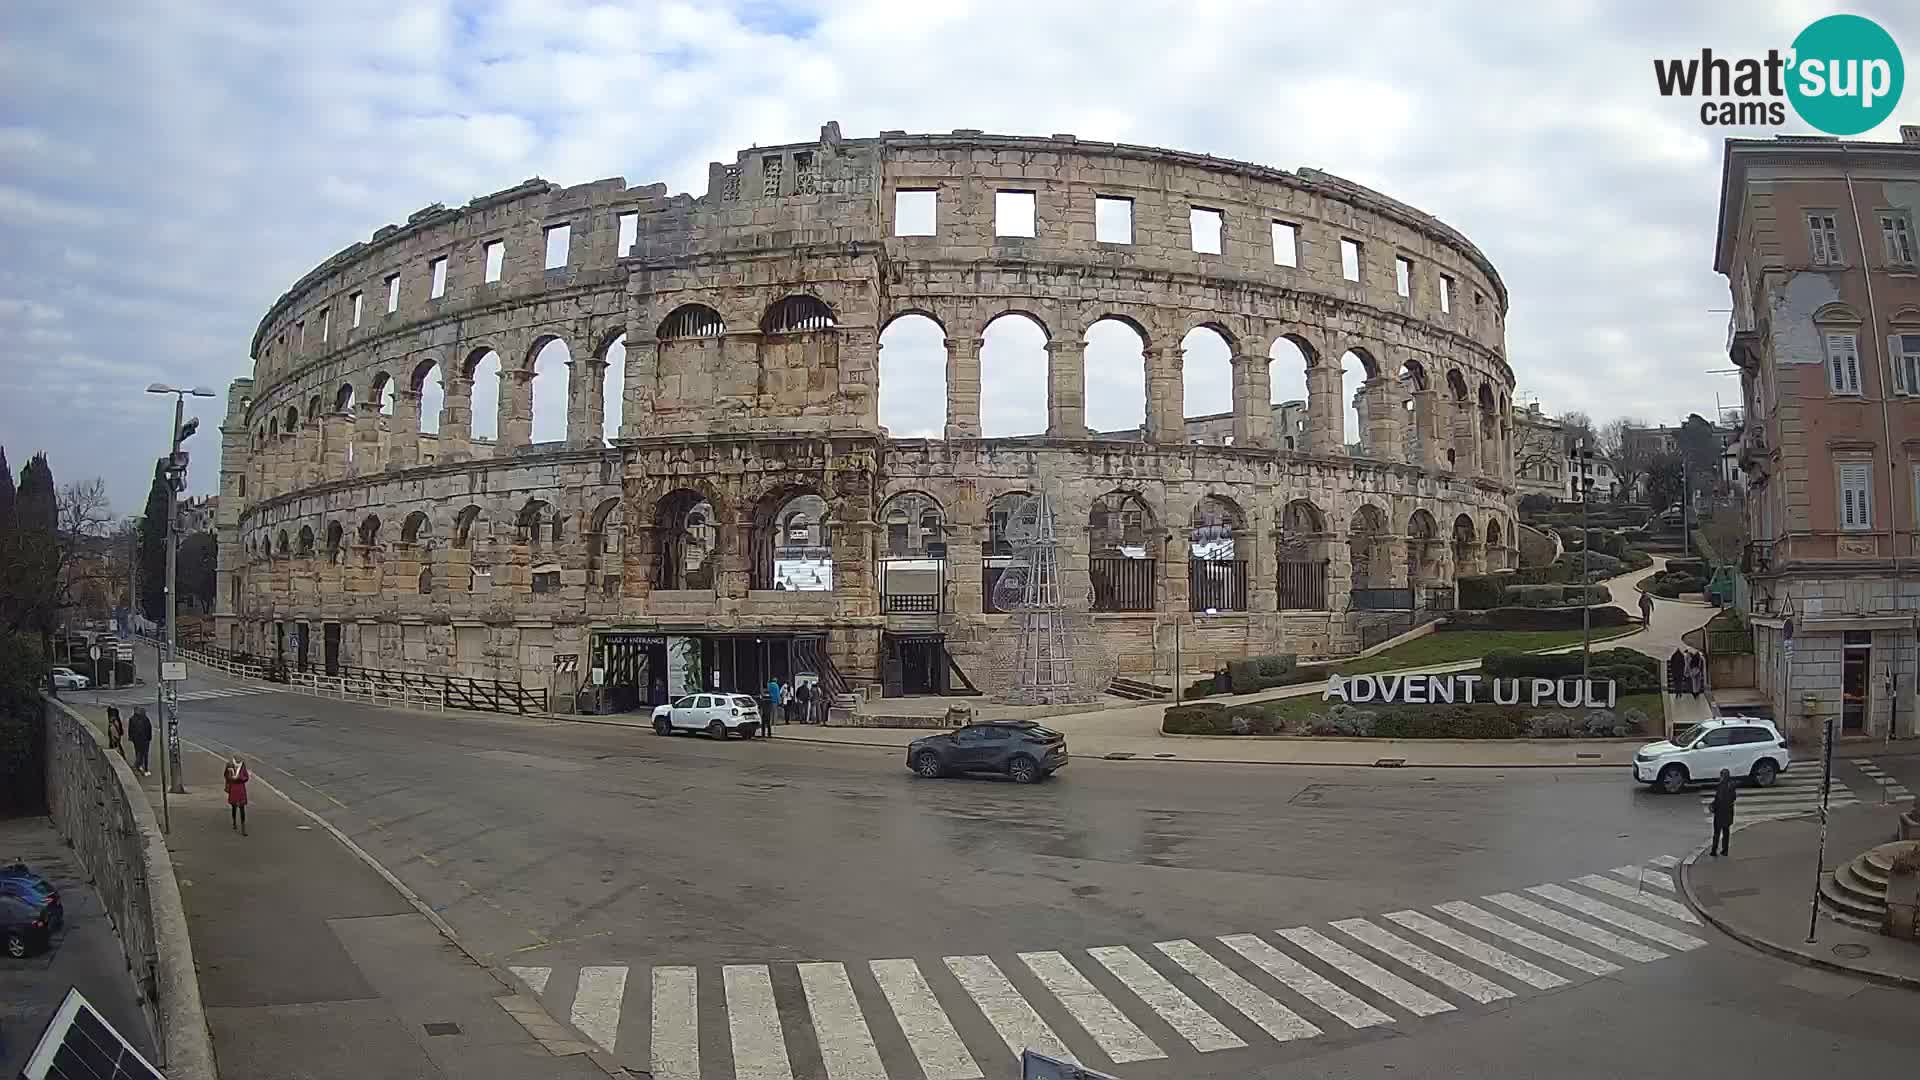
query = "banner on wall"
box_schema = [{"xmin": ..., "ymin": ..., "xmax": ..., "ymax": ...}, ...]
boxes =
[{"xmin": 666, "ymin": 636, "xmax": 702, "ymax": 697}]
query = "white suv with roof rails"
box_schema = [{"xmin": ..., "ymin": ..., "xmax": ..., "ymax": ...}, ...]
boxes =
[
  {"xmin": 651, "ymin": 693, "xmax": 762, "ymax": 739},
  {"xmin": 1633, "ymin": 716, "xmax": 1789, "ymax": 794}
]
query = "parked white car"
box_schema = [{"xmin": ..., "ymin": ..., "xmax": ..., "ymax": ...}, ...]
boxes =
[
  {"xmin": 1633, "ymin": 716, "xmax": 1789, "ymax": 794},
  {"xmin": 651, "ymin": 693, "xmax": 762, "ymax": 739},
  {"xmin": 50, "ymin": 667, "xmax": 90, "ymax": 690}
]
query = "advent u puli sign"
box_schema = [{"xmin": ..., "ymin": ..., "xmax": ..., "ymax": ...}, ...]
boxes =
[{"xmin": 1324, "ymin": 674, "xmax": 1618, "ymax": 709}]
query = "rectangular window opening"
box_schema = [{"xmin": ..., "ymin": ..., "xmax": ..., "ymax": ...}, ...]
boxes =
[
  {"xmin": 543, "ymin": 224, "xmax": 570, "ymax": 270},
  {"xmin": 1897, "ymin": 333, "xmax": 1920, "ymax": 395},
  {"xmin": 1881, "ymin": 212, "xmax": 1915, "ymax": 265},
  {"xmin": 350, "ymin": 292, "xmax": 363, "ymax": 327},
  {"xmin": 762, "ymin": 154, "xmax": 783, "ymax": 197},
  {"xmin": 995, "ymin": 191, "xmax": 1036, "ymax": 238},
  {"xmin": 386, "ymin": 274, "xmax": 400, "ymax": 313},
  {"xmin": 428, "ymin": 257, "xmax": 447, "ymax": 299},
  {"xmin": 1096, "ymin": 196, "xmax": 1133, "ymax": 244},
  {"xmin": 1440, "ymin": 274, "xmax": 1454, "ymax": 313},
  {"xmin": 617, "ymin": 211, "xmax": 638, "ymax": 256},
  {"xmin": 1271, "ymin": 221, "xmax": 1298, "ymax": 266},
  {"xmin": 1190, "ymin": 207, "xmax": 1223, "ymax": 255},
  {"xmin": 295, "ymin": 319, "xmax": 305, "ymax": 345},
  {"xmin": 1394, "ymin": 255, "xmax": 1412, "ymax": 298},
  {"xmin": 1838, "ymin": 461, "xmax": 1872, "ymax": 531},
  {"xmin": 484, "ymin": 240, "xmax": 504, "ymax": 282},
  {"xmin": 319, "ymin": 308, "xmax": 329, "ymax": 342},
  {"xmin": 1825, "ymin": 332, "xmax": 1862, "ymax": 396},
  {"xmin": 894, "ymin": 189, "xmax": 937, "ymax": 236},
  {"xmin": 1808, "ymin": 212, "xmax": 1841, "ymax": 265},
  {"xmin": 1340, "ymin": 238, "xmax": 1361, "ymax": 282}
]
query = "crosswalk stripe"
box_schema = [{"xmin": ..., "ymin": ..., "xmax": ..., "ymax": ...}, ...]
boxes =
[
  {"xmin": 1609, "ymin": 865, "xmax": 1675, "ymax": 893},
  {"xmin": 1154, "ymin": 938, "xmax": 1321, "ymax": 1042},
  {"xmin": 1526, "ymin": 885, "xmax": 1707, "ymax": 952},
  {"xmin": 1483, "ymin": 893, "xmax": 1668, "ymax": 963},
  {"xmin": 1379, "ymin": 910, "xmax": 1569, "ymax": 990},
  {"xmin": 946, "ymin": 955, "xmax": 1075, "ymax": 1063},
  {"xmin": 869, "ymin": 960, "xmax": 981, "ymax": 1080},
  {"xmin": 1432, "ymin": 901, "xmax": 1621, "ymax": 976},
  {"xmin": 1019, "ymin": 951, "xmax": 1164, "ymax": 1063},
  {"xmin": 1217, "ymin": 934, "xmax": 1391, "ymax": 1029},
  {"xmin": 724, "ymin": 964, "xmax": 795, "ymax": 1080},
  {"xmin": 1085, "ymin": 946, "xmax": 1245, "ymax": 1052},
  {"xmin": 652, "ymin": 966, "xmax": 700, "ymax": 1080},
  {"xmin": 570, "ymin": 965, "xmax": 628, "ymax": 1053},
  {"xmin": 1274, "ymin": 927, "xmax": 1451, "ymax": 1018},
  {"xmin": 798, "ymin": 962, "xmax": 888, "ymax": 1080},
  {"xmin": 1329, "ymin": 919, "xmax": 1512, "ymax": 1005},
  {"xmin": 1647, "ymin": 855, "xmax": 1681, "ymax": 868},
  {"xmin": 509, "ymin": 965, "xmax": 551, "ymax": 995},
  {"xmin": 1572, "ymin": 874, "xmax": 1700, "ymax": 924}
]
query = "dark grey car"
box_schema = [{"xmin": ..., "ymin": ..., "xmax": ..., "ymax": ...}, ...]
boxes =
[{"xmin": 906, "ymin": 720, "xmax": 1068, "ymax": 783}]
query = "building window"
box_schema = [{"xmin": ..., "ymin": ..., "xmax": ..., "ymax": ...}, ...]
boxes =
[
  {"xmin": 428, "ymin": 257, "xmax": 447, "ymax": 299},
  {"xmin": 532, "ymin": 569, "xmax": 560, "ymax": 594},
  {"xmin": 1839, "ymin": 461, "xmax": 1872, "ymax": 530},
  {"xmin": 484, "ymin": 240, "xmax": 504, "ymax": 282},
  {"xmin": 617, "ymin": 211, "xmax": 638, "ymax": 256},
  {"xmin": 1825, "ymin": 332, "xmax": 1862, "ymax": 395},
  {"xmin": 1440, "ymin": 274, "xmax": 1453, "ymax": 313},
  {"xmin": 894, "ymin": 189, "xmax": 936, "ymax": 236},
  {"xmin": 1271, "ymin": 221, "xmax": 1298, "ymax": 266},
  {"xmin": 1880, "ymin": 212, "xmax": 1915, "ymax": 266},
  {"xmin": 295, "ymin": 319, "xmax": 305, "ymax": 346},
  {"xmin": 386, "ymin": 273, "xmax": 400, "ymax": 313},
  {"xmin": 1394, "ymin": 256, "xmax": 1412, "ymax": 298},
  {"xmin": 1190, "ymin": 207, "xmax": 1223, "ymax": 254},
  {"xmin": 350, "ymin": 292, "xmax": 363, "ymax": 327},
  {"xmin": 319, "ymin": 307, "xmax": 329, "ymax": 343},
  {"xmin": 1894, "ymin": 333, "xmax": 1920, "ymax": 395},
  {"xmin": 1340, "ymin": 238, "xmax": 1361, "ymax": 281},
  {"xmin": 1807, "ymin": 212, "xmax": 1842, "ymax": 265},
  {"xmin": 995, "ymin": 191, "xmax": 1036, "ymax": 237},
  {"xmin": 762, "ymin": 154, "xmax": 783, "ymax": 197},
  {"xmin": 543, "ymin": 224, "xmax": 570, "ymax": 270},
  {"xmin": 1096, "ymin": 196, "xmax": 1133, "ymax": 244}
]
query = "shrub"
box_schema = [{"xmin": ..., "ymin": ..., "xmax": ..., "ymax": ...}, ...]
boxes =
[
  {"xmin": 1483, "ymin": 648, "xmax": 1584, "ymax": 679},
  {"xmin": 1621, "ymin": 548, "xmax": 1654, "ymax": 570},
  {"xmin": 1518, "ymin": 493, "xmax": 1557, "ymax": 514},
  {"xmin": 1526, "ymin": 712, "xmax": 1576, "ymax": 738},
  {"xmin": 1457, "ymin": 575, "xmax": 1504, "ymax": 610},
  {"xmin": 1446, "ymin": 606, "xmax": 1634, "ymax": 631},
  {"xmin": 1186, "ymin": 674, "xmax": 1222, "ymax": 698},
  {"xmin": 1311, "ymin": 705, "xmax": 1377, "ymax": 737},
  {"xmin": 1163, "ymin": 703, "xmax": 1228, "ymax": 734}
]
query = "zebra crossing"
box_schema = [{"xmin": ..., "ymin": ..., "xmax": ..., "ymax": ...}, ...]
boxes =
[
  {"xmin": 1697, "ymin": 767, "xmax": 1857, "ymax": 823},
  {"xmin": 1854, "ymin": 758, "xmax": 1915, "ymax": 803},
  {"xmin": 508, "ymin": 855, "xmax": 1710, "ymax": 1078},
  {"xmin": 95, "ymin": 685, "xmax": 281, "ymax": 705}
]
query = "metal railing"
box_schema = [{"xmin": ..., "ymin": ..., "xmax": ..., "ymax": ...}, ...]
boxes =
[
  {"xmin": 1277, "ymin": 561, "xmax": 1329, "ymax": 611},
  {"xmin": 1091, "ymin": 557, "xmax": 1157, "ymax": 612},
  {"xmin": 1188, "ymin": 559, "xmax": 1248, "ymax": 612},
  {"xmin": 1350, "ymin": 587, "xmax": 1414, "ymax": 611},
  {"xmin": 883, "ymin": 592, "xmax": 941, "ymax": 614},
  {"xmin": 140, "ymin": 633, "xmax": 549, "ymax": 715}
]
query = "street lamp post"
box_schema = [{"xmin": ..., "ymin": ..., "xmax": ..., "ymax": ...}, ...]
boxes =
[
  {"xmin": 1576, "ymin": 439, "xmax": 1595, "ymax": 690},
  {"xmin": 147, "ymin": 383, "xmax": 215, "ymax": 802}
]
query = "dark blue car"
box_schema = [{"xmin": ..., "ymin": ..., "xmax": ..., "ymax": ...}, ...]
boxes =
[
  {"xmin": 907, "ymin": 720, "xmax": 1068, "ymax": 784},
  {"xmin": 1, "ymin": 863, "xmax": 62, "ymax": 933}
]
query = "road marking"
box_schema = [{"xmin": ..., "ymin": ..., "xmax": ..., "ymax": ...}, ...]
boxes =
[
  {"xmin": 869, "ymin": 959, "xmax": 981, "ymax": 1080},
  {"xmin": 1526, "ymin": 884, "xmax": 1707, "ymax": 951},
  {"xmin": 946, "ymin": 955, "xmax": 1075, "ymax": 1063},
  {"xmin": 724, "ymin": 964, "xmax": 795, "ymax": 1080},
  {"xmin": 1380, "ymin": 910, "xmax": 1570, "ymax": 990},
  {"xmin": 798, "ymin": 962, "xmax": 887, "ymax": 1080},
  {"xmin": 1327, "ymin": 919, "xmax": 1512, "ymax": 1005},
  {"xmin": 570, "ymin": 965, "xmax": 628, "ymax": 1053},
  {"xmin": 1572, "ymin": 873, "xmax": 1701, "ymax": 924},
  {"xmin": 1019, "ymin": 951, "xmax": 1165, "ymax": 1063},
  {"xmin": 1647, "ymin": 855, "xmax": 1681, "ymax": 868},
  {"xmin": 1217, "ymin": 933, "xmax": 1391, "ymax": 1029},
  {"xmin": 652, "ymin": 966, "xmax": 699, "ymax": 1080},
  {"xmin": 1432, "ymin": 901, "xmax": 1620, "ymax": 976},
  {"xmin": 1483, "ymin": 892, "xmax": 1667, "ymax": 963},
  {"xmin": 1608, "ymin": 865, "xmax": 1675, "ymax": 892},
  {"xmin": 1275, "ymin": 926, "xmax": 1452, "ymax": 1017},
  {"xmin": 1085, "ymin": 946, "xmax": 1245, "ymax": 1052},
  {"xmin": 509, "ymin": 965, "xmax": 550, "ymax": 995},
  {"xmin": 1154, "ymin": 938, "xmax": 1322, "ymax": 1043}
]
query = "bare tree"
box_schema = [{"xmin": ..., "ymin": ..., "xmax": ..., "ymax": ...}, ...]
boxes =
[
  {"xmin": 55, "ymin": 478, "xmax": 118, "ymax": 624},
  {"xmin": 1599, "ymin": 417, "xmax": 1651, "ymax": 501},
  {"xmin": 1511, "ymin": 415, "xmax": 1565, "ymax": 486},
  {"xmin": 1559, "ymin": 410, "xmax": 1595, "ymax": 455}
]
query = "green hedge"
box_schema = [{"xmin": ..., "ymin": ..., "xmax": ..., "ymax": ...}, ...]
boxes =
[
  {"xmin": 1163, "ymin": 699, "xmax": 1650, "ymax": 739},
  {"xmin": 1458, "ymin": 575, "xmax": 1503, "ymax": 610},
  {"xmin": 1482, "ymin": 647, "xmax": 1659, "ymax": 692},
  {"xmin": 1447, "ymin": 606, "xmax": 1635, "ymax": 631},
  {"xmin": 1186, "ymin": 660, "xmax": 1327, "ymax": 699}
]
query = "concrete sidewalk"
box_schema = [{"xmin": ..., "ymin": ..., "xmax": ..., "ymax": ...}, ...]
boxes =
[
  {"xmin": 1682, "ymin": 803, "xmax": 1920, "ymax": 989},
  {"xmin": 79, "ymin": 704, "xmax": 612, "ymax": 1080}
]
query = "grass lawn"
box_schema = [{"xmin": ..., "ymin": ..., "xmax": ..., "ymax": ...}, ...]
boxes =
[
  {"xmin": 1223, "ymin": 688, "xmax": 1666, "ymax": 729},
  {"xmin": 1333, "ymin": 626, "xmax": 1641, "ymax": 676}
]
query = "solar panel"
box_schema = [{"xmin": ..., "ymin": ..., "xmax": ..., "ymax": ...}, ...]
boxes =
[{"xmin": 18, "ymin": 987, "xmax": 165, "ymax": 1080}]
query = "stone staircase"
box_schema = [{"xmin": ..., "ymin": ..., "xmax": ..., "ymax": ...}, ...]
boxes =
[
  {"xmin": 1107, "ymin": 676, "xmax": 1170, "ymax": 701},
  {"xmin": 1818, "ymin": 841, "xmax": 1919, "ymax": 930}
]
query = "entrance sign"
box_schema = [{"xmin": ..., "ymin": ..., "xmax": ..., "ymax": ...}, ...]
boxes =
[
  {"xmin": 1324, "ymin": 673, "xmax": 1617, "ymax": 709},
  {"xmin": 160, "ymin": 661, "xmax": 188, "ymax": 682}
]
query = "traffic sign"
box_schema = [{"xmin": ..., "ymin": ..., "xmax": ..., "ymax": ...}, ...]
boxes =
[
  {"xmin": 161, "ymin": 662, "xmax": 187, "ymax": 682},
  {"xmin": 117, "ymin": 645, "xmax": 134, "ymax": 660},
  {"xmin": 88, "ymin": 645, "xmax": 101, "ymax": 661}
]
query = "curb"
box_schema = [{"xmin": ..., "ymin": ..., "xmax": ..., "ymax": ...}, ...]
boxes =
[{"xmin": 1677, "ymin": 841, "xmax": 1920, "ymax": 992}]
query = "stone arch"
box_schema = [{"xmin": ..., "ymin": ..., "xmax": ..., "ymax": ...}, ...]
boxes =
[
  {"xmin": 401, "ymin": 510, "xmax": 431, "ymax": 545},
  {"xmin": 1090, "ymin": 490, "xmax": 1158, "ymax": 612},
  {"xmin": 306, "ymin": 394, "xmax": 322, "ymax": 425},
  {"xmin": 453, "ymin": 505, "xmax": 484, "ymax": 547},
  {"xmin": 981, "ymin": 311, "xmax": 1050, "ymax": 437},
  {"xmin": 983, "ymin": 490, "xmax": 1033, "ymax": 560},
  {"xmin": 1181, "ymin": 325, "xmax": 1235, "ymax": 433},
  {"xmin": 1407, "ymin": 508, "xmax": 1442, "ymax": 584},
  {"xmin": 659, "ymin": 303, "xmax": 725, "ymax": 340},
  {"xmin": 587, "ymin": 496, "xmax": 625, "ymax": 594},
  {"xmin": 1485, "ymin": 515, "xmax": 1506, "ymax": 570},
  {"xmin": 1084, "ymin": 316, "xmax": 1147, "ymax": 438},
  {"xmin": 466, "ymin": 347, "xmax": 503, "ymax": 441},
  {"xmin": 334, "ymin": 383, "xmax": 355, "ymax": 413},
  {"xmin": 283, "ymin": 404, "xmax": 299, "ymax": 431},
  {"xmin": 357, "ymin": 514, "xmax": 381, "ymax": 548},
  {"xmin": 516, "ymin": 498, "xmax": 559, "ymax": 548},
  {"xmin": 649, "ymin": 487, "xmax": 719, "ymax": 591},
  {"xmin": 1347, "ymin": 503, "xmax": 1392, "ymax": 591},
  {"xmin": 525, "ymin": 335, "xmax": 571, "ymax": 444},
  {"xmin": 601, "ymin": 333, "xmax": 627, "ymax": 444},
  {"xmin": 881, "ymin": 308, "xmax": 948, "ymax": 336},
  {"xmin": 1276, "ymin": 498, "xmax": 1332, "ymax": 609},
  {"xmin": 269, "ymin": 416, "xmax": 278, "ymax": 438},
  {"xmin": 879, "ymin": 490, "xmax": 946, "ymax": 557},
  {"xmin": 1452, "ymin": 512, "xmax": 1481, "ymax": 578},
  {"xmin": 751, "ymin": 486, "xmax": 832, "ymax": 591},
  {"xmin": 879, "ymin": 313, "xmax": 946, "ymax": 439},
  {"xmin": 762, "ymin": 294, "xmax": 836, "ymax": 334},
  {"xmin": 1188, "ymin": 493, "xmax": 1248, "ymax": 611},
  {"xmin": 325, "ymin": 520, "xmax": 344, "ymax": 563},
  {"xmin": 274, "ymin": 528, "xmax": 289, "ymax": 556},
  {"xmin": 1268, "ymin": 335, "xmax": 1315, "ymax": 453},
  {"xmin": 297, "ymin": 525, "xmax": 315, "ymax": 556}
]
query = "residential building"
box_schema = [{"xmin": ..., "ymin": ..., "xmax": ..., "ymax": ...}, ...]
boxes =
[
  {"xmin": 179, "ymin": 495, "xmax": 218, "ymax": 535},
  {"xmin": 1567, "ymin": 451, "xmax": 1621, "ymax": 501},
  {"xmin": 1717, "ymin": 128, "xmax": 1920, "ymax": 743},
  {"xmin": 1510, "ymin": 403, "xmax": 1565, "ymax": 501}
]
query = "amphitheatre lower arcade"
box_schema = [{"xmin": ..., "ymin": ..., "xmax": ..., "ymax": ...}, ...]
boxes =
[{"xmin": 216, "ymin": 123, "xmax": 1519, "ymax": 709}]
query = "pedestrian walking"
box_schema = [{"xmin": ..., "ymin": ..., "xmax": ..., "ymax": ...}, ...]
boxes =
[
  {"xmin": 127, "ymin": 706, "xmax": 153, "ymax": 774},
  {"xmin": 105, "ymin": 706, "xmax": 123, "ymax": 753},
  {"xmin": 1638, "ymin": 590, "xmax": 1654, "ymax": 626},
  {"xmin": 224, "ymin": 756, "xmax": 250, "ymax": 836},
  {"xmin": 779, "ymin": 681, "xmax": 794, "ymax": 725},
  {"xmin": 1667, "ymin": 649, "xmax": 1687, "ymax": 695},
  {"xmin": 794, "ymin": 681, "xmax": 813, "ymax": 725},
  {"xmin": 1688, "ymin": 651, "xmax": 1706, "ymax": 698},
  {"xmin": 1710, "ymin": 768, "xmax": 1736, "ymax": 856}
]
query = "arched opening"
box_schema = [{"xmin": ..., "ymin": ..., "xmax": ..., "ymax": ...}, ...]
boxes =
[
  {"xmin": 357, "ymin": 516, "xmax": 381, "ymax": 564},
  {"xmin": 651, "ymin": 489, "xmax": 717, "ymax": 591},
  {"xmin": 601, "ymin": 334, "xmax": 626, "ymax": 444},
  {"xmin": 297, "ymin": 525, "xmax": 315, "ymax": 557},
  {"xmin": 1485, "ymin": 516, "xmax": 1505, "ymax": 572},
  {"xmin": 530, "ymin": 337, "xmax": 570, "ymax": 444},
  {"xmin": 467, "ymin": 349, "xmax": 502, "ymax": 442},
  {"xmin": 306, "ymin": 396, "xmax": 322, "ymax": 426},
  {"xmin": 334, "ymin": 384, "xmax": 355, "ymax": 414},
  {"xmin": 1407, "ymin": 508, "xmax": 1441, "ymax": 585},
  {"xmin": 981, "ymin": 491, "xmax": 1033, "ymax": 613},
  {"xmin": 762, "ymin": 295, "xmax": 836, "ymax": 334},
  {"xmin": 1452, "ymin": 513, "xmax": 1481, "ymax": 579},
  {"xmin": 1276, "ymin": 499, "xmax": 1330, "ymax": 609},
  {"xmin": 1180, "ymin": 326, "xmax": 1234, "ymax": 442},
  {"xmin": 1399, "ymin": 359, "xmax": 1428, "ymax": 462},
  {"xmin": 516, "ymin": 499, "xmax": 558, "ymax": 550},
  {"xmin": 1478, "ymin": 383, "xmax": 1499, "ymax": 477},
  {"xmin": 413, "ymin": 360, "xmax": 443, "ymax": 435},
  {"xmin": 325, "ymin": 521, "xmax": 343, "ymax": 564},
  {"xmin": 284, "ymin": 405, "xmax": 299, "ymax": 432},
  {"xmin": 588, "ymin": 498, "xmax": 625, "ymax": 596},
  {"xmin": 1089, "ymin": 491, "xmax": 1157, "ymax": 612},
  {"xmin": 752, "ymin": 489, "xmax": 832, "ymax": 591},
  {"xmin": 980, "ymin": 312, "xmax": 1048, "ymax": 437},
  {"xmin": 1188, "ymin": 495, "xmax": 1247, "ymax": 611},
  {"xmin": 269, "ymin": 417, "xmax": 279, "ymax": 439},
  {"xmin": 657, "ymin": 305, "xmax": 727, "ymax": 421},
  {"xmin": 1347, "ymin": 504, "xmax": 1392, "ymax": 597},
  {"xmin": 660, "ymin": 304, "xmax": 724, "ymax": 341},
  {"xmin": 1269, "ymin": 336, "xmax": 1313, "ymax": 453},
  {"xmin": 879, "ymin": 490, "xmax": 945, "ymax": 614},
  {"xmin": 1340, "ymin": 349, "xmax": 1377, "ymax": 455},
  {"xmin": 1447, "ymin": 369, "xmax": 1471, "ymax": 473},
  {"xmin": 878, "ymin": 314, "xmax": 946, "ymax": 438},
  {"xmin": 1085, "ymin": 317, "xmax": 1147, "ymax": 437},
  {"xmin": 401, "ymin": 511, "xmax": 431, "ymax": 545}
]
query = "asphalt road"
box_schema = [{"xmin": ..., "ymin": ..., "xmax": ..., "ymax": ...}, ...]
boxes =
[{"xmin": 92, "ymin": 672, "xmax": 1920, "ymax": 1079}]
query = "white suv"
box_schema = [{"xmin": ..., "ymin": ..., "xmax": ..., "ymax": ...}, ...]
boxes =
[
  {"xmin": 1633, "ymin": 717, "xmax": 1789, "ymax": 794},
  {"xmin": 652, "ymin": 693, "xmax": 761, "ymax": 739},
  {"xmin": 50, "ymin": 667, "xmax": 90, "ymax": 690}
]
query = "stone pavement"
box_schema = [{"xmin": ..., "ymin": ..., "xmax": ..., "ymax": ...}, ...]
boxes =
[{"xmin": 1681, "ymin": 802, "xmax": 1920, "ymax": 989}]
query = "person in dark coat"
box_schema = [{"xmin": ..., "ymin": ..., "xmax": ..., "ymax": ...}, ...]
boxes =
[
  {"xmin": 1667, "ymin": 649, "xmax": 1687, "ymax": 694},
  {"xmin": 1688, "ymin": 651, "xmax": 1706, "ymax": 697},
  {"xmin": 1710, "ymin": 768, "xmax": 1737, "ymax": 856},
  {"xmin": 127, "ymin": 706, "xmax": 153, "ymax": 774},
  {"xmin": 106, "ymin": 706, "xmax": 123, "ymax": 753},
  {"xmin": 1638, "ymin": 591, "xmax": 1654, "ymax": 626}
]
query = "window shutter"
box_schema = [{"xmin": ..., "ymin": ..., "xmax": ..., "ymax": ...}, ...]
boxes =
[
  {"xmin": 1845, "ymin": 350, "xmax": 1861, "ymax": 395},
  {"xmin": 1809, "ymin": 217, "xmax": 1829, "ymax": 264},
  {"xmin": 1892, "ymin": 335, "xmax": 1909, "ymax": 396},
  {"xmin": 1839, "ymin": 463, "xmax": 1872, "ymax": 530}
]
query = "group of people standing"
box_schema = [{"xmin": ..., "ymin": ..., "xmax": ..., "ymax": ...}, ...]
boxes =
[
  {"xmin": 104, "ymin": 704, "xmax": 250, "ymax": 835},
  {"xmin": 1667, "ymin": 648, "xmax": 1708, "ymax": 697},
  {"xmin": 764, "ymin": 678, "xmax": 818, "ymax": 727}
]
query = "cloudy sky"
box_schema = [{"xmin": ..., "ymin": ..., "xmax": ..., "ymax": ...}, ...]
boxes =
[{"xmin": 1, "ymin": 0, "xmax": 1912, "ymax": 514}]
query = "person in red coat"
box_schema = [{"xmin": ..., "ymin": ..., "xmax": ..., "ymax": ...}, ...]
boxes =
[{"xmin": 224, "ymin": 757, "xmax": 250, "ymax": 836}]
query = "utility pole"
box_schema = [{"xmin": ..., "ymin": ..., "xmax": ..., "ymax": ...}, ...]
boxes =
[
  {"xmin": 148, "ymin": 383, "xmax": 213, "ymax": 800},
  {"xmin": 1577, "ymin": 439, "xmax": 1594, "ymax": 689}
]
